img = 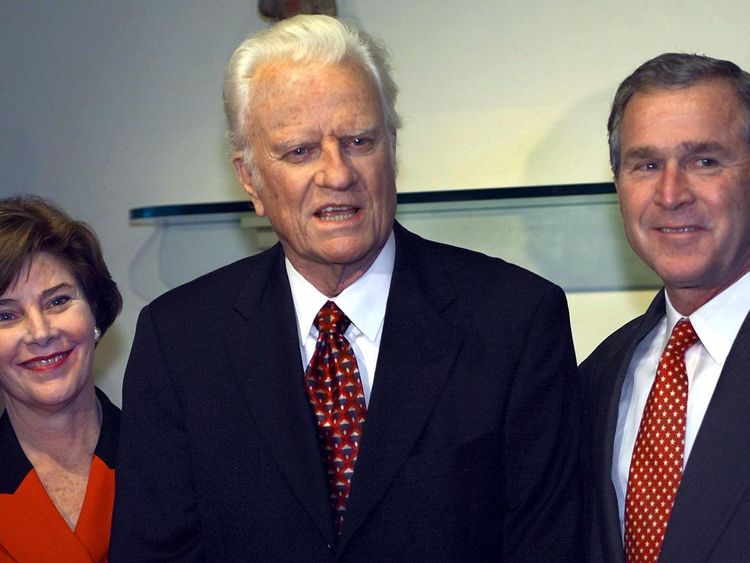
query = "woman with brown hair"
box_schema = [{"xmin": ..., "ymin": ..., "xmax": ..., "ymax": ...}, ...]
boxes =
[{"xmin": 0, "ymin": 195, "xmax": 122, "ymax": 562}]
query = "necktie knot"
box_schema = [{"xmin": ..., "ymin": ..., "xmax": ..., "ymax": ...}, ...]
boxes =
[
  {"xmin": 314, "ymin": 301, "xmax": 351, "ymax": 335},
  {"xmin": 668, "ymin": 318, "xmax": 699, "ymax": 354}
]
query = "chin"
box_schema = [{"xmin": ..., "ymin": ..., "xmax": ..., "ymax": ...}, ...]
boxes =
[
  {"xmin": 659, "ymin": 270, "xmax": 713, "ymax": 290},
  {"xmin": 35, "ymin": 378, "xmax": 91, "ymax": 408},
  {"xmin": 650, "ymin": 256, "xmax": 708, "ymax": 281},
  {"xmin": 321, "ymin": 242, "xmax": 375, "ymax": 264}
]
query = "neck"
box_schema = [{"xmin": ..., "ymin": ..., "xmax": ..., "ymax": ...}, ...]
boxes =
[
  {"xmin": 291, "ymin": 257, "xmax": 380, "ymax": 298},
  {"xmin": 666, "ymin": 288, "xmax": 705, "ymax": 317},
  {"xmin": 666, "ymin": 274, "xmax": 749, "ymax": 316},
  {"xmin": 311, "ymin": 268, "xmax": 365, "ymax": 297},
  {"xmin": 4, "ymin": 386, "xmax": 101, "ymax": 459}
]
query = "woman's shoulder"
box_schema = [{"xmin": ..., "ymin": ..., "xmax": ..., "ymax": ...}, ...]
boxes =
[{"xmin": 0, "ymin": 410, "xmax": 32, "ymax": 495}]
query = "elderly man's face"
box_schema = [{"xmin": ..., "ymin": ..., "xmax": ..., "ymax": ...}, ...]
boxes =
[
  {"xmin": 616, "ymin": 80, "xmax": 750, "ymax": 313},
  {"xmin": 234, "ymin": 61, "xmax": 396, "ymax": 293}
]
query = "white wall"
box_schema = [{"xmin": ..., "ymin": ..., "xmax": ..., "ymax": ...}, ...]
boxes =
[{"xmin": 3, "ymin": 1, "xmax": 749, "ymax": 405}]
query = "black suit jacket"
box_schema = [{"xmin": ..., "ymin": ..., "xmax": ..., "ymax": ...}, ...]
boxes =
[
  {"xmin": 110, "ymin": 223, "xmax": 582, "ymax": 562},
  {"xmin": 581, "ymin": 289, "xmax": 750, "ymax": 562}
]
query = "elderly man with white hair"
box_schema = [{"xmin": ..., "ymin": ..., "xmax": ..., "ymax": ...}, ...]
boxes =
[{"xmin": 111, "ymin": 15, "xmax": 582, "ymax": 562}]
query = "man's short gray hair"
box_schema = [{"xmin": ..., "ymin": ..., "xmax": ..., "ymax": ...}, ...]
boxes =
[{"xmin": 608, "ymin": 52, "xmax": 750, "ymax": 176}]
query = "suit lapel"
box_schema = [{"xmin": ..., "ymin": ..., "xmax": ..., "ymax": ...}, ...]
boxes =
[
  {"xmin": 592, "ymin": 291, "xmax": 665, "ymax": 563},
  {"xmin": 225, "ymin": 246, "xmax": 336, "ymax": 544},
  {"xmin": 661, "ymin": 310, "xmax": 750, "ymax": 560},
  {"xmin": 338, "ymin": 225, "xmax": 462, "ymax": 549}
]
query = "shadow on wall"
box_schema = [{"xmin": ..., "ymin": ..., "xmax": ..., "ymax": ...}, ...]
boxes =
[{"xmin": 129, "ymin": 220, "xmax": 268, "ymax": 302}]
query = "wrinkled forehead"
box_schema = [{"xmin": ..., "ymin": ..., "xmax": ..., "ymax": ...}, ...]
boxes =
[
  {"xmin": 247, "ymin": 57, "xmax": 384, "ymax": 122},
  {"xmin": 626, "ymin": 79, "xmax": 747, "ymax": 126},
  {"xmin": 622, "ymin": 81, "xmax": 747, "ymax": 143}
]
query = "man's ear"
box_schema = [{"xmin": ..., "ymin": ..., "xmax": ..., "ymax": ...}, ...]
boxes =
[{"xmin": 232, "ymin": 156, "xmax": 266, "ymax": 217}]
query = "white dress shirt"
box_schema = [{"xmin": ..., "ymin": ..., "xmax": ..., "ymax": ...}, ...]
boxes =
[
  {"xmin": 612, "ymin": 271, "xmax": 750, "ymax": 536},
  {"xmin": 286, "ymin": 231, "xmax": 395, "ymax": 406}
]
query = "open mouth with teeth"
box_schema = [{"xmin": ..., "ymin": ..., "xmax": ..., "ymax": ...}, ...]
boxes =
[
  {"xmin": 315, "ymin": 206, "xmax": 359, "ymax": 221},
  {"xmin": 20, "ymin": 350, "xmax": 71, "ymax": 371},
  {"xmin": 658, "ymin": 226, "xmax": 700, "ymax": 233}
]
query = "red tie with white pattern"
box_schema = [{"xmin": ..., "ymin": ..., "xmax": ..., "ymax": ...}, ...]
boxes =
[
  {"xmin": 304, "ymin": 301, "xmax": 367, "ymax": 535},
  {"xmin": 624, "ymin": 318, "xmax": 699, "ymax": 563}
]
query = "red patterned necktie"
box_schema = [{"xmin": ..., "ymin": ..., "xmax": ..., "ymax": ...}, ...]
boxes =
[
  {"xmin": 624, "ymin": 318, "xmax": 699, "ymax": 563},
  {"xmin": 304, "ymin": 301, "xmax": 367, "ymax": 534}
]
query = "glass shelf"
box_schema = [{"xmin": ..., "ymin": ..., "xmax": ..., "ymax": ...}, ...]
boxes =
[
  {"xmin": 130, "ymin": 183, "xmax": 615, "ymax": 223},
  {"xmin": 129, "ymin": 183, "xmax": 660, "ymax": 292}
]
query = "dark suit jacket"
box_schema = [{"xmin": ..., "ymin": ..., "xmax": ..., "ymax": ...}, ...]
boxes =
[
  {"xmin": 581, "ymin": 289, "xmax": 750, "ymax": 562},
  {"xmin": 110, "ymin": 223, "xmax": 582, "ymax": 562}
]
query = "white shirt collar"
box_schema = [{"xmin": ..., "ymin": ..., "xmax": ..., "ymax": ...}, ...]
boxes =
[
  {"xmin": 665, "ymin": 271, "xmax": 750, "ymax": 365},
  {"xmin": 286, "ymin": 231, "xmax": 395, "ymax": 342}
]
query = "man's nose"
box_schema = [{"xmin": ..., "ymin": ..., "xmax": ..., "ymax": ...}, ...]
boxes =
[
  {"xmin": 654, "ymin": 162, "xmax": 694, "ymax": 210},
  {"xmin": 314, "ymin": 143, "xmax": 358, "ymax": 190}
]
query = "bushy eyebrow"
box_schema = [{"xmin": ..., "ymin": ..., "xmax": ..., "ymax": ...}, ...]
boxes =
[
  {"xmin": 621, "ymin": 146, "xmax": 658, "ymax": 162},
  {"xmin": 40, "ymin": 282, "xmax": 77, "ymax": 299},
  {"xmin": 0, "ymin": 282, "xmax": 76, "ymax": 306},
  {"xmin": 679, "ymin": 141, "xmax": 732, "ymax": 158},
  {"xmin": 623, "ymin": 141, "xmax": 731, "ymax": 163},
  {"xmin": 270, "ymin": 124, "xmax": 383, "ymax": 153},
  {"xmin": 271, "ymin": 137, "xmax": 312, "ymax": 155}
]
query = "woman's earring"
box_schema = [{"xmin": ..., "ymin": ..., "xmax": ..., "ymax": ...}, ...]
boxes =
[{"xmin": 94, "ymin": 326, "xmax": 102, "ymax": 343}]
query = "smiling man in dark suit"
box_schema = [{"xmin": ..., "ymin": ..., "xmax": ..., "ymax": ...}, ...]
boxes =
[
  {"xmin": 582, "ymin": 53, "xmax": 750, "ymax": 563},
  {"xmin": 110, "ymin": 15, "xmax": 581, "ymax": 562}
]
